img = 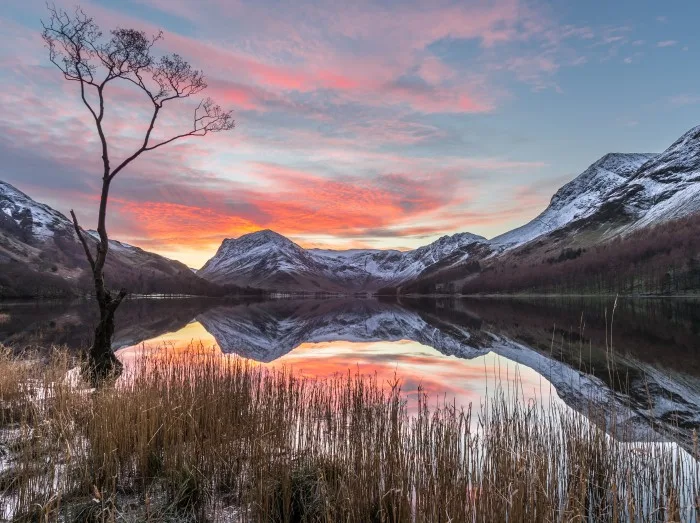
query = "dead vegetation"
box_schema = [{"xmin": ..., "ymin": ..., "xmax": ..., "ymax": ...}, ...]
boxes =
[{"xmin": 0, "ymin": 347, "xmax": 698, "ymax": 522}]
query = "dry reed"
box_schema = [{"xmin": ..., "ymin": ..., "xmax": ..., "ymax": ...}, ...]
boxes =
[{"xmin": 0, "ymin": 346, "xmax": 698, "ymax": 522}]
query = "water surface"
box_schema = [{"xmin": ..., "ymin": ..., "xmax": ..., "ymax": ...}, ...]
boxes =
[{"xmin": 1, "ymin": 296, "xmax": 699, "ymax": 450}]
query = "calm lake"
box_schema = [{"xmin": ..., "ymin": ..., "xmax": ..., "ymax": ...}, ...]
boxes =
[{"xmin": 1, "ymin": 296, "xmax": 699, "ymax": 451}]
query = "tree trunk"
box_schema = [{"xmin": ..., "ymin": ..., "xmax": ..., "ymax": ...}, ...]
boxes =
[
  {"xmin": 89, "ymin": 302, "xmax": 123, "ymax": 384},
  {"xmin": 86, "ymin": 268, "xmax": 126, "ymax": 386}
]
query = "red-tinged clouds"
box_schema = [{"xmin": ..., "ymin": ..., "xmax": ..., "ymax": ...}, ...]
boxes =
[{"xmin": 0, "ymin": 0, "xmax": 593, "ymax": 266}]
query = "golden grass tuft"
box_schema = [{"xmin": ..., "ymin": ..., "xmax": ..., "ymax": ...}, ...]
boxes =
[{"xmin": 0, "ymin": 347, "xmax": 698, "ymax": 521}]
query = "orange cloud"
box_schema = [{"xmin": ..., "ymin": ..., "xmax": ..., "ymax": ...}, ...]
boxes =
[{"xmin": 110, "ymin": 162, "xmax": 463, "ymax": 262}]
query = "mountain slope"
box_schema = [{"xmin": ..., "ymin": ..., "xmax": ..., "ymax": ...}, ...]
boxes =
[
  {"xmin": 397, "ymin": 125, "xmax": 700, "ymax": 294},
  {"xmin": 0, "ymin": 181, "xmax": 231, "ymax": 298},
  {"xmin": 597, "ymin": 126, "xmax": 700, "ymax": 230},
  {"xmin": 490, "ymin": 152, "xmax": 656, "ymax": 250},
  {"xmin": 198, "ymin": 230, "xmax": 487, "ymax": 292},
  {"xmin": 198, "ymin": 230, "xmax": 347, "ymax": 291}
]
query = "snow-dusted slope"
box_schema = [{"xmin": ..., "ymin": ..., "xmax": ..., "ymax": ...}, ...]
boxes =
[
  {"xmin": 490, "ymin": 153, "xmax": 656, "ymax": 249},
  {"xmin": 0, "ymin": 180, "xmax": 220, "ymax": 297},
  {"xmin": 0, "ymin": 181, "xmax": 75, "ymax": 242},
  {"xmin": 603, "ymin": 125, "xmax": 700, "ymax": 230},
  {"xmin": 312, "ymin": 232, "xmax": 486, "ymax": 283},
  {"xmin": 490, "ymin": 125, "xmax": 700, "ymax": 251},
  {"xmin": 198, "ymin": 230, "xmax": 487, "ymax": 291},
  {"xmin": 197, "ymin": 230, "xmax": 344, "ymax": 290}
]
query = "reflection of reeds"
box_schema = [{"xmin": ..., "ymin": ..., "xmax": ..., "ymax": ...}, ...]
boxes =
[{"xmin": 0, "ymin": 347, "xmax": 698, "ymax": 522}]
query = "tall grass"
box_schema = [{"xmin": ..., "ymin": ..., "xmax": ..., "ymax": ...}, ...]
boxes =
[{"xmin": 0, "ymin": 346, "xmax": 698, "ymax": 522}]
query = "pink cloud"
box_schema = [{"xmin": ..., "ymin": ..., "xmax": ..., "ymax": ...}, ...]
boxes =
[{"xmin": 0, "ymin": 0, "xmax": 574, "ymax": 267}]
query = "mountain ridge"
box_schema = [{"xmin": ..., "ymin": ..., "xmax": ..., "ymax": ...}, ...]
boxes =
[
  {"xmin": 0, "ymin": 180, "xmax": 247, "ymax": 298},
  {"xmin": 196, "ymin": 124, "xmax": 700, "ymax": 292},
  {"xmin": 3, "ymin": 124, "xmax": 700, "ymax": 296},
  {"xmin": 197, "ymin": 228, "xmax": 488, "ymax": 291}
]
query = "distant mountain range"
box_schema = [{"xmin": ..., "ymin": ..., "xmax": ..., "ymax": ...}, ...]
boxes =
[
  {"xmin": 197, "ymin": 125, "xmax": 700, "ymax": 293},
  {"xmin": 197, "ymin": 229, "xmax": 487, "ymax": 291},
  {"xmin": 2, "ymin": 125, "xmax": 699, "ymax": 297}
]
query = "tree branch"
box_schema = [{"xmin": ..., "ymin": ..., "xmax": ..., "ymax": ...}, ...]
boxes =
[
  {"xmin": 144, "ymin": 129, "xmax": 207, "ymax": 151},
  {"xmin": 70, "ymin": 209, "xmax": 96, "ymax": 272},
  {"xmin": 109, "ymin": 288, "xmax": 128, "ymax": 312}
]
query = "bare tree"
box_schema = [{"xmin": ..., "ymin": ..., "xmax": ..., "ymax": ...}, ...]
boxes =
[{"xmin": 42, "ymin": 5, "xmax": 234, "ymax": 382}]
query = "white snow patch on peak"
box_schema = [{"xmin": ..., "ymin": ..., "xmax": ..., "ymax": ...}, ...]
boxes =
[
  {"xmin": 85, "ymin": 230, "xmax": 139, "ymax": 252},
  {"xmin": 607, "ymin": 125, "xmax": 700, "ymax": 229},
  {"xmin": 224, "ymin": 229, "xmax": 294, "ymax": 247}
]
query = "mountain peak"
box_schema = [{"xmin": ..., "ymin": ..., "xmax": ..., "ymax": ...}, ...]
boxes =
[
  {"xmin": 224, "ymin": 229, "xmax": 290, "ymax": 245},
  {"xmin": 672, "ymin": 124, "xmax": 700, "ymax": 145},
  {"xmin": 219, "ymin": 230, "xmax": 298, "ymax": 254},
  {"xmin": 436, "ymin": 232, "xmax": 486, "ymax": 244},
  {"xmin": 0, "ymin": 180, "xmax": 38, "ymax": 203},
  {"xmin": 588, "ymin": 152, "xmax": 657, "ymax": 178},
  {"xmin": 491, "ymin": 151, "xmax": 657, "ymax": 249}
]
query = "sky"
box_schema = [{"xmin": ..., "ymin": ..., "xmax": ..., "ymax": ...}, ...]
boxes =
[{"xmin": 1, "ymin": 0, "xmax": 699, "ymax": 268}]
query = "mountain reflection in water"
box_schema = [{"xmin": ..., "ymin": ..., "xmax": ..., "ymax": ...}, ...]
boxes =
[
  {"xmin": 1, "ymin": 296, "xmax": 699, "ymax": 451},
  {"xmin": 119, "ymin": 326, "xmax": 554, "ymax": 414}
]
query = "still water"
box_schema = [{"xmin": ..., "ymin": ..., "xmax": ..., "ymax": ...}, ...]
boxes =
[{"xmin": 1, "ymin": 296, "xmax": 699, "ymax": 450}]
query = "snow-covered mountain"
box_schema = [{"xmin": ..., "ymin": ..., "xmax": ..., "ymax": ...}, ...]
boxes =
[
  {"xmin": 0, "ymin": 181, "xmax": 224, "ymax": 298},
  {"xmin": 600, "ymin": 125, "xmax": 700, "ymax": 230},
  {"xmin": 492, "ymin": 125, "xmax": 700, "ymax": 250},
  {"xmin": 197, "ymin": 230, "xmax": 340, "ymax": 290},
  {"xmin": 490, "ymin": 152, "xmax": 657, "ymax": 249},
  {"xmin": 198, "ymin": 229, "xmax": 486, "ymax": 291},
  {"xmin": 0, "ymin": 180, "xmax": 76, "ymax": 243}
]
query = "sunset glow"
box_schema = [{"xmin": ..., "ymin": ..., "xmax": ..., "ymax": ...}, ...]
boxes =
[{"xmin": 1, "ymin": 1, "xmax": 699, "ymax": 267}]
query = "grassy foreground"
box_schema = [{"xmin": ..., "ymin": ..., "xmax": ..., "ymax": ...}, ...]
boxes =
[{"xmin": 0, "ymin": 348, "xmax": 698, "ymax": 522}]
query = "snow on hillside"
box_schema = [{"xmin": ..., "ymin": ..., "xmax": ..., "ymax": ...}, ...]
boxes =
[
  {"xmin": 608, "ymin": 126, "xmax": 700, "ymax": 230},
  {"xmin": 199, "ymin": 229, "xmax": 487, "ymax": 290},
  {"xmin": 198, "ymin": 230, "xmax": 328, "ymax": 285},
  {"xmin": 86, "ymin": 230, "xmax": 143, "ymax": 253},
  {"xmin": 0, "ymin": 181, "xmax": 74, "ymax": 241},
  {"xmin": 490, "ymin": 152, "xmax": 657, "ymax": 250}
]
